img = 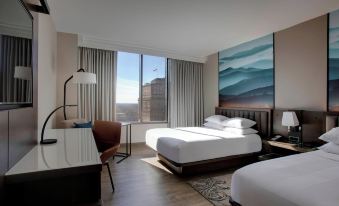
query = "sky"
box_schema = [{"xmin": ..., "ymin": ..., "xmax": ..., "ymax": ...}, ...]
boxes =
[{"xmin": 116, "ymin": 51, "xmax": 166, "ymax": 103}]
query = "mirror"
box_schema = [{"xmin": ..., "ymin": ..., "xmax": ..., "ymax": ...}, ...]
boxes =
[{"xmin": 0, "ymin": 0, "xmax": 33, "ymax": 106}]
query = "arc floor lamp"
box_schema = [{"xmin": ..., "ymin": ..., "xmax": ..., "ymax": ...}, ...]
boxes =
[
  {"xmin": 40, "ymin": 69, "xmax": 96, "ymax": 144},
  {"xmin": 40, "ymin": 105, "xmax": 77, "ymax": 144},
  {"xmin": 63, "ymin": 68, "xmax": 97, "ymax": 120}
]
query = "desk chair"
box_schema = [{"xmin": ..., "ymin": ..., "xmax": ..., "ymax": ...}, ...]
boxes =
[{"xmin": 92, "ymin": 121, "xmax": 121, "ymax": 192}]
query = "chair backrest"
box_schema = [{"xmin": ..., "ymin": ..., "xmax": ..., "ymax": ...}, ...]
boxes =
[{"xmin": 92, "ymin": 121, "xmax": 122, "ymax": 152}]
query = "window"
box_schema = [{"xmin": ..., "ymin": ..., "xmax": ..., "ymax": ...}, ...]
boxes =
[
  {"xmin": 115, "ymin": 52, "xmax": 167, "ymax": 122},
  {"xmin": 141, "ymin": 55, "xmax": 167, "ymax": 122},
  {"xmin": 116, "ymin": 52, "xmax": 140, "ymax": 122}
]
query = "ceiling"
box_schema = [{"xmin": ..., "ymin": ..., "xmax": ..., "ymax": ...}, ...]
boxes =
[{"xmin": 47, "ymin": 0, "xmax": 339, "ymax": 62}]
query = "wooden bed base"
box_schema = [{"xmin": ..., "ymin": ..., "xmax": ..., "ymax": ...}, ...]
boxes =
[
  {"xmin": 157, "ymin": 152, "xmax": 260, "ymax": 175},
  {"xmin": 229, "ymin": 197, "xmax": 242, "ymax": 206}
]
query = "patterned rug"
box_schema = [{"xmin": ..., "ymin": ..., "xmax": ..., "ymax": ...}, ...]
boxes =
[{"xmin": 188, "ymin": 174, "xmax": 232, "ymax": 206}]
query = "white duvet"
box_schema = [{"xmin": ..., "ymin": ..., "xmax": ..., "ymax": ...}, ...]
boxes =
[
  {"xmin": 145, "ymin": 127, "xmax": 261, "ymax": 164},
  {"xmin": 231, "ymin": 150, "xmax": 339, "ymax": 206}
]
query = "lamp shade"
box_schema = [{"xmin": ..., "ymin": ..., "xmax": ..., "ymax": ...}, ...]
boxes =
[
  {"xmin": 14, "ymin": 66, "xmax": 32, "ymax": 80},
  {"xmin": 72, "ymin": 72, "xmax": 96, "ymax": 84},
  {"xmin": 282, "ymin": 111, "xmax": 299, "ymax": 127}
]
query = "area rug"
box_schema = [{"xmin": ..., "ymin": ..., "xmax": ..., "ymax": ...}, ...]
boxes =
[{"xmin": 188, "ymin": 174, "xmax": 232, "ymax": 206}]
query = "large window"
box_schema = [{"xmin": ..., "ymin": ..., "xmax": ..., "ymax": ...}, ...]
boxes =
[
  {"xmin": 116, "ymin": 52, "xmax": 167, "ymax": 122},
  {"xmin": 116, "ymin": 52, "xmax": 140, "ymax": 122}
]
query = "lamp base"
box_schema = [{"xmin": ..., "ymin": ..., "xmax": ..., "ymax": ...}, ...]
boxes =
[{"xmin": 40, "ymin": 139, "xmax": 57, "ymax": 144}]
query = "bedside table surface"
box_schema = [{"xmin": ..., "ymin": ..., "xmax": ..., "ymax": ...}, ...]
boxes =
[{"xmin": 266, "ymin": 140, "xmax": 316, "ymax": 153}]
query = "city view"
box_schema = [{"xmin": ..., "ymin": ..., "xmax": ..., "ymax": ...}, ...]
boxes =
[
  {"xmin": 116, "ymin": 78, "xmax": 166, "ymax": 122},
  {"xmin": 115, "ymin": 52, "xmax": 167, "ymax": 122}
]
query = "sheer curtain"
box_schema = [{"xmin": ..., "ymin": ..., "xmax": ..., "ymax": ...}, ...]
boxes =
[
  {"xmin": 168, "ymin": 59, "xmax": 204, "ymax": 127},
  {"xmin": 77, "ymin": 47, "xmax": 116, "ymax": 121}
]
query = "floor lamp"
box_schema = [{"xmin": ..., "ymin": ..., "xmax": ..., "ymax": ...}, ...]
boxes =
[
  {"xmin": 40, "ymin": 105, "xmax": 77, "ymax": 144},
  {"xmin": 63, "ymin": 68, "xmax": 97, "ymax": 120}
]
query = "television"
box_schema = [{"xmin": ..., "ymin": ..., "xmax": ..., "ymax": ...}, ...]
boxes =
[{"xmin": 0, "ymin": 0, "xmax": 33, "ymax": 110}]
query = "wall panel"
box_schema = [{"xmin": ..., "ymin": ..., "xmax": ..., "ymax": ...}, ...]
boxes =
[
  {"xmin": 203, "ymin": 53, "xmax": 218, "ymax": 118},
  {"xmin": 274, "ymin": 15, "xmax": 327, "ymax": 111},
  {"xmin": 0, "ymin": 111, "xmax": 8, "ymax": 201},
  {"xmin": 8, "ymin": 108, "xmax": 35, "ymax": 168}
]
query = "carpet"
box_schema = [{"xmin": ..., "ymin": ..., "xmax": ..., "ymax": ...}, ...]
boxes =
[{"xmin": 188, "ymin": 174, "xmax": 233, "ymax": 206}]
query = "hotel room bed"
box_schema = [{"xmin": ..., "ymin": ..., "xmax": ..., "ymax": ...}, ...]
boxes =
[
  {"xmin": 230, "ymin": 113, "xmax": 339, "ymax": 206},
  {"xmin": 230, "ymin": 150, "xmax": 339, "ymax": 206},
  {"xmin": 146, "ymin": 127, "xmax": 262, "ymax": 164},
  {"xmin": 145, "ymin": 107, "xmax": 272, "ymax": 174}
]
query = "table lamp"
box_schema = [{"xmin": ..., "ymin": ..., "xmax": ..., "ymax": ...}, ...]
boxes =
[
  {"xmin": 14, "ymin": 66, "xmax": 32, "ymax": 80},
  {"xmin": 282, "ymin": 111, "xmax": 301, "ymax": 145}
]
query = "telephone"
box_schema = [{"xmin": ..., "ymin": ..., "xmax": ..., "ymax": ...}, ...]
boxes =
[{"xmin": 271, "ymin": 135, "xmax": 282, "ymax": 141}]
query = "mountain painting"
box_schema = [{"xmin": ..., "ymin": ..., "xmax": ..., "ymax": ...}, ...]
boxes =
[
  {"xmin": 218, "ymin": 34, "xmax": 274, "ymax": 108},
  {"xmin": 329, "ymin": 10, "xmax": 339, "ymax": 112}
]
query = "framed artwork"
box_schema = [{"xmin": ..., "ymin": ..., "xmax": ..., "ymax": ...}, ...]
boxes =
[
  {"xmin": 329, "ymin": 10, "xmax": 339, "ymax": 112},
  {"xmin": 218, "ymin": 34, "xmax": 274, "ymax": 108}
]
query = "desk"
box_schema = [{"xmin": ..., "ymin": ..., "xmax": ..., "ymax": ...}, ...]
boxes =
[
  {"xmin": 5, "ymin": 128, "xmax": 102, "ymax": 205},
  {"xmin": 116, "ymin": 122, "xmax": 132, "ymax": 163}
]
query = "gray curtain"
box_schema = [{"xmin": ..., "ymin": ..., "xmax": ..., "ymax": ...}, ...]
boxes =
[
  {"xmin": 78, "ymin": 47, "xmax": 116, "ymax": 121},
  {"xmin": 168, "ymin": 59, "xmax": 204, "ymax": 127},
  {"xmin": 0, "ymin": 35, "xmax": 32, "ymax": 103}
]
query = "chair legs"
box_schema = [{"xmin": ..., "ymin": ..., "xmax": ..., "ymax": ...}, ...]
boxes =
[{"xmin": 106, "ymin": 162, "xmax": 115, "ymax": 192}]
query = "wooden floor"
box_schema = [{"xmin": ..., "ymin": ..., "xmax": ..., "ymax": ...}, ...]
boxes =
[{"xmin": 99, "ymin": 143, "xmax": 237, "ymax": 206}]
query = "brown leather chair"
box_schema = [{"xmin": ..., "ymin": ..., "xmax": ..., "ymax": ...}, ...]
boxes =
[{"xmin": 92, "ymin": 120, "xmax": 121, "ymax": 192}]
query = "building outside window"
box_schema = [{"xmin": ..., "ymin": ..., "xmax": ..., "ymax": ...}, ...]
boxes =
[{"xmin": 116, "ymin": 52, "xmax": 167, "ymax": 123}]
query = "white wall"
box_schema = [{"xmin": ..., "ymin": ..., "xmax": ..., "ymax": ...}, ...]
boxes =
[
  {"xmin": 56, "ymin": 32, "xmax": 79, "ymax": 127},
  {"xmin": 37, "ymin": 13, "xmax": 57, "ymax": 139},
  {"xmin": 203, "ymin": 53, "xmax": 218, "ymax": 118},
  {"xmin": 275, "ymin": 15, "xmax": 327, "ymax": 111}
]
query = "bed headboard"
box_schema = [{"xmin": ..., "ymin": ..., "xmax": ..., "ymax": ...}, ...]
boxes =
[
  {"xmin": 325, "ymin": 112, "xmax": 339, "ymax": 132},
  {"xmin": 215, "ymin": 107, "xmax": 272, "ymax": 138}
]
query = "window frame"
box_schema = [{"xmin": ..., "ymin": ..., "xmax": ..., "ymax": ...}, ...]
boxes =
[{"xmin": 115, "ymin": 52, "xmax": 168, "ymax": 123}]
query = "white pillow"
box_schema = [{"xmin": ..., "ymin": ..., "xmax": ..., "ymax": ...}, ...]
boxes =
[
  {"xmin": 223, "ymin": 127, "xmax": 258, "ymax": 135},
  {"xmin": 203, "ymin": 122, "xmax": 225, "ymax": 130},
  {"xmin": 318, "ymin": 142, "xmax": 339, "ymax": 155},
  {"xmin": 221, "ymin": 117, "xmax": 256, "ymax": 129},
  {"xmin": 204, "ymin": 115, "xmax": 228, "ymax": 124},
  {"xmin": 319, "ymin": 127, "xmax": 339, "ymax": 144}
]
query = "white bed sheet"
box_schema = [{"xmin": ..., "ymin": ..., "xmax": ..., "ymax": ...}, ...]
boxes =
[
  {"xmin": 231, "ymin": 150, "xmax": 339, "ymax": 206},
  {"xmin": 145, "ymin": 127, "xmax": 261, "ymax": 164}
]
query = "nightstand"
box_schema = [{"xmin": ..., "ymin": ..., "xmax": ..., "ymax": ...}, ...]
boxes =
[
  {"xmin": 264, "ymin": 140, "xmax": 317, "ymax": 154},
  {"xmin": 259, "ymin": 140, "xmax": 317, "ymax": 161},
  {"xmin": 267, "ymin": 140, "xmax": 316, "ymax": 153}
]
